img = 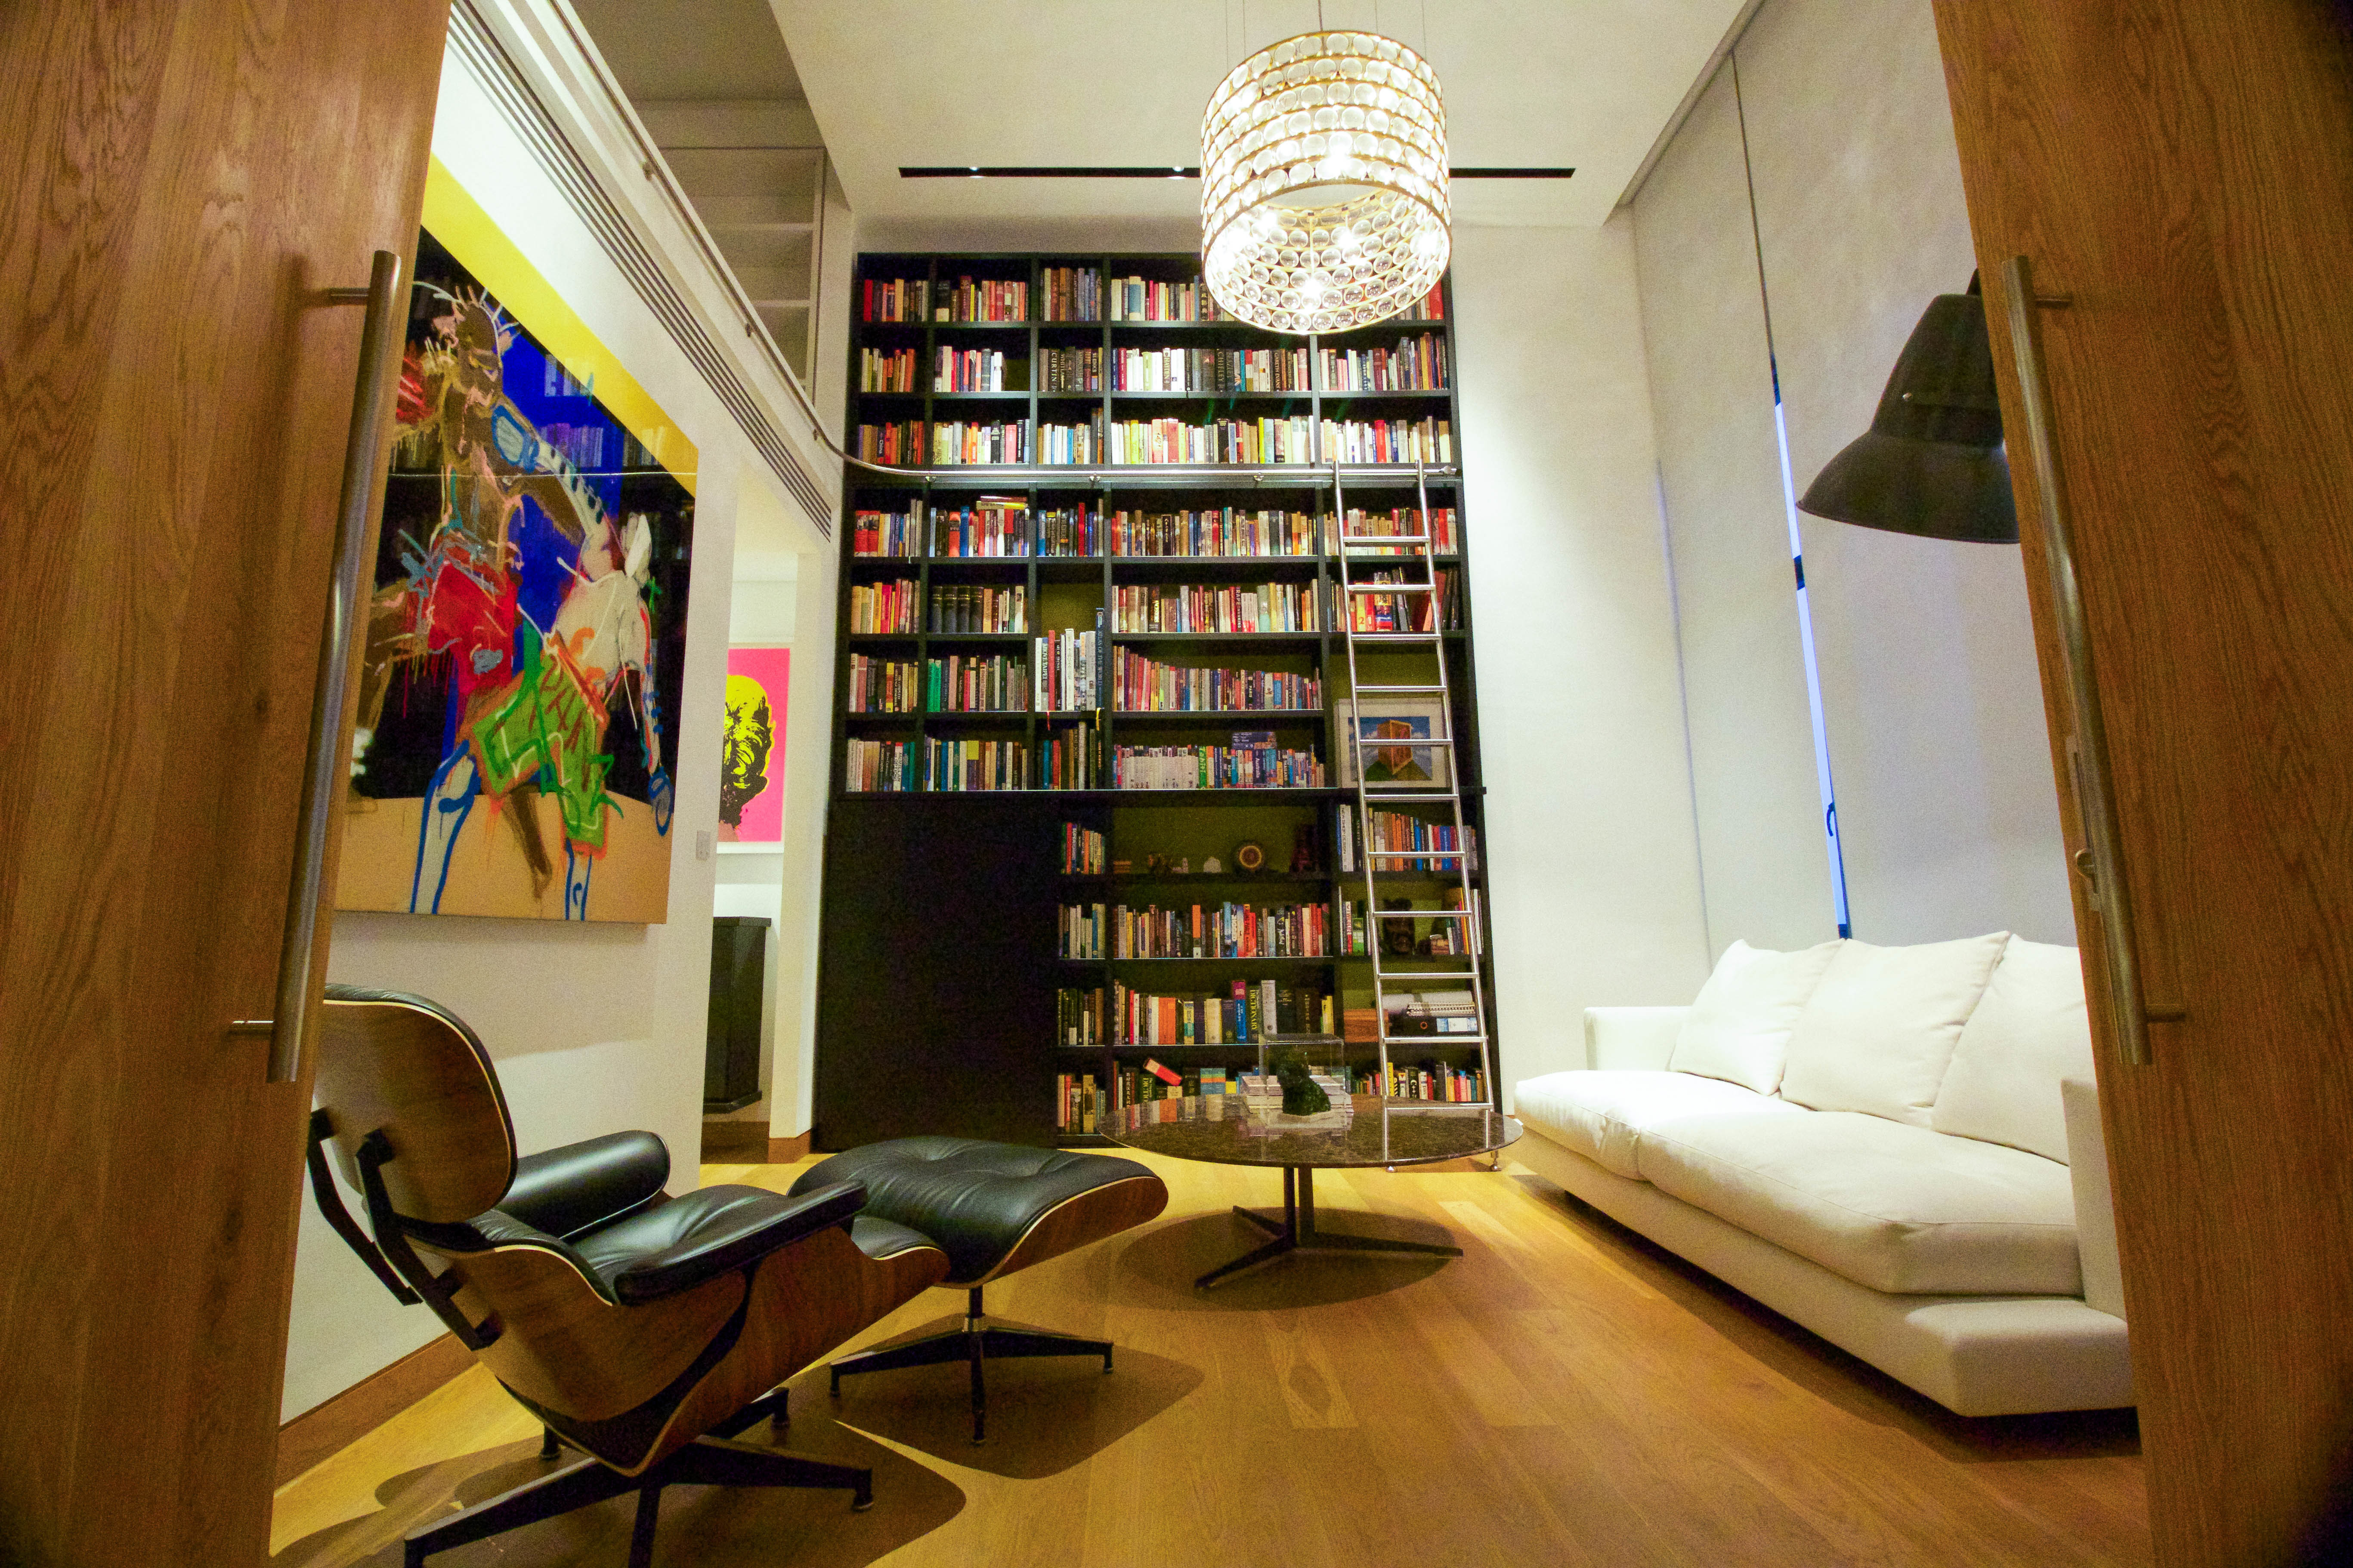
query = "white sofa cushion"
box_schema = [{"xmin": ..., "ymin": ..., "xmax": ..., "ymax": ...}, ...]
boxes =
[
  {"xmin": 1512, "ymin": 1069, "xmax": 1801, "ymax": 1179},
  {"xmin": 1778, "ymin": 932, "xmax": 2010, "ymax": 1126},
  {"xmin": 1666, "ymin": 938, "xmax": 1843, "ymax": 1093},
  {"xmin": 1635, "ymin": 1110, "xmax": 2081, "ymax": 1296},
  {"xmin": 1932, "ymin": 938, "xmax": 2094, "ymax": 1163}
]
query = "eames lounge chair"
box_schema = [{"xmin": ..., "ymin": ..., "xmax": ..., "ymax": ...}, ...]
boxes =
[{"xmin": 307, "ymin": 985, "xmax": 949, "ymax": 1568}]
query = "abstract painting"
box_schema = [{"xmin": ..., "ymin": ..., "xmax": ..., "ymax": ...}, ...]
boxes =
[
  {"xmin": 336, "ymin": 161, "xmax": 696, "ymax": 922},
  {"xmin": 1341, "ymin": 699, "xmax": 1449, "ymax": 787},
  {"xmin": 720, "ymin": 647, "xmax": 789, "ymax": 843}
]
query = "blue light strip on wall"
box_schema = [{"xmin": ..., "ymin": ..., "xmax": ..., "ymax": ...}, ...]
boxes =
[{"xmin": 1771, "ymin": 370, "xmax": 1854, "ymax": 938}]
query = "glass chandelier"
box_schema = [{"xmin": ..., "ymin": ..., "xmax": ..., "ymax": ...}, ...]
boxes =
[{"xmin": 1201, "ymin": 29, "xmax": 1450, "ymax": 335}]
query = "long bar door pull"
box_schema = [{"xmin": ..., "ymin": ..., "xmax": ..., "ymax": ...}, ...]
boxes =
[
  {"xmin": 248, "ymin": 250, "xmax": 407, "ymax": 1083},
  {"xmin": 2001, "ymin": 254, "xmax": 2175, "ymax": 1065}
]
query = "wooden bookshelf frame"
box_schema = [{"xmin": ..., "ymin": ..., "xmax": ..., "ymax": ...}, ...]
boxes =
[{"xmin": 814, "ymin": 252, "xmax": 1496, "ymax": 1151}]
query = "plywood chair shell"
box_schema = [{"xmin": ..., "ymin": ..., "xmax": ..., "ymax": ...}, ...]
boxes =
[
  {"xmin": 421, "ymin": 1241, "xmax": 747, "ymax": 1426},
  {"xmin": 970, "ymin": 1173, "xmax": 1169, "ymax": 1286},
  {"xmin": 318, "ymin": 991, "xmax": 516, "ymax": 1223}
]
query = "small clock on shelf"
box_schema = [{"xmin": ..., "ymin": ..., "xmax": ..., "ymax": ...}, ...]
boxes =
[{"xmin": 1233, "ymin": 840, "xmax": 1266, "ymax": 872}]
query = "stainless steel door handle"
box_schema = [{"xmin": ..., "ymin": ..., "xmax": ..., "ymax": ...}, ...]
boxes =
[
  {"xmin": 255, "ymin": 249, "xmax": 405, "ymax": 1083},
  {"xmin": 2002, "ymin": 254, "xmax": 2170, "ymax": 1065}
]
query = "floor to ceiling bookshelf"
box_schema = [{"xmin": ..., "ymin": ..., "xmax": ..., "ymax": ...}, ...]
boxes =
[{"xmin": 813, "ymin": 251, "xmax": 1497, "ymax": 1151}]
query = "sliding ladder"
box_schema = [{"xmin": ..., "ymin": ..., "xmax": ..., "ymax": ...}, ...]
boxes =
[{"xmin": 1332, "ymin": 458, "xmax": 1494, "ymax": 1110}]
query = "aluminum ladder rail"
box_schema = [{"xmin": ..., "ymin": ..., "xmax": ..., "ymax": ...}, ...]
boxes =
[{"xmin": 1331, "ymin": 457, "xmax": 1493, "ymax": 1110}]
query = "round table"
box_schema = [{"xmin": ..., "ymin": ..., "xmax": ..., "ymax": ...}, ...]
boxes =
[{"xmin": 1102, "ymin": 1098, "xmax": 1521, "ymax": 1287}]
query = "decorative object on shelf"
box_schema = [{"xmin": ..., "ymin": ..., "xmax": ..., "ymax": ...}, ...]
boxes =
[
  {"xmin": 1201, "ymin": 30, "xmax": 1451, "ymax": 334},
  {"xmin": 1202, "ymin": 856, "xmax": 1224, "ymax": 874},
  {"xmin": 1273, "ymin": 1047, "xmax": 1333, "ymax": 1115},
  {"xmin": 339, "ymin": 171, "xmax": 694, "ymax": 923},
  {"xmin": 1340, "ymin": 698, "xmax": 1449, "ymax": 787},
  {"xmin": 1798, "ymin": 274, "xmax": 2017, "ymax": 543},
  {"xmin": 720, "ymin": 647, "xmax": 789, "ymax": 844},
  {"xmin": 1234, "ymin": 840, "xmax": 1267, "ymax": 872},
  {"xmin": 1291, "ymin": 823, "xmax": 1319, "ymax": 873},
  {"xmin": 1173, "ymin": 856, "xmax": 1191, "ymax": 874},
  {"xmin": 1382, "ymin": 896, "xmax": 1419, "ymax": 958},
  {"xmin": 1145, "ymin": 852, "xmax": 1170, "ymax": 876},
  {"xmin": 1113, "ymin": 858, "xmax": 1135, "ymax": 874}
]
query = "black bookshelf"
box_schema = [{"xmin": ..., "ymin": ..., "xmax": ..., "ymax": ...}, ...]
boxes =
[{"xmin": 812, "ymin": 252, "xmax": 1496, "ymax": 1151}]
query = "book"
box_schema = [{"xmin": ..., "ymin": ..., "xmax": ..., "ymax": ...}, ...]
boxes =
[
  {"xmin": 1110, "ymin": 415, "xmax": 1314, "ymax": 465},
  {"xmin": 921, "ymin": 736, "xmax": 1028, "ymax": 792},
  {"xmin": 1041, "ymin": 265, "xmax": 1101, "ymax": 322},
  {"xmin": 1060, "ymin": 824, "xmax": 1107, "ymax": 875},
  {"xmin": 845, "ymin": 654, "xmax": 919, "ymax": 713},
  {"xmin": 1110, "ymin": 742, "xmax": 1325, "ymax": 790},
  {"xmin": 1111, "ymin": 579, "xmax": 1326, "ymax": 633},
  {"xmin": 848, "ymin": 577, "xmax": 920, "ymax": 633},
  {"xmin": 1318, "ymin": 415, "xmax": 1453, "ymax": 466},
  {"xmin": 924, "ymin": 652, "xmax": 1029, "ymax": 713},
  {"xmin": 1112, "ymin": 344, "xmax": 1310, "ymax": 393},
  {"xmin": 929, "ymin": 496, "xmax": 1029, "ymax": 556},
  {"xmin": 1110, "ymin": 648, "xmax": 1322, "ymax": 713},
  {"xmin": 927, "ymin": 582, "xmax": 1026, "ymax": 634},
  {"xmin": 1107, "ymin": 899, "xmax": 1331, "ymax": 959},
  {"xmin": 851, "ymin": 504, "xmax": 922, "ymax": 558},
  {"xmin": 1315, "ymin": 332, "xmax": 1450, "ymax": 392}
]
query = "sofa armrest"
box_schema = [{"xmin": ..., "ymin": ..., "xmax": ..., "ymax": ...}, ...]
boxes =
[
  {"xmin": 2062, "ymin": 1077, "xmax": 2127, "ymax": 1320},
  {"xmin": 1583, "ymin": 1006, "xmax": 1689, "ymax": 1071}
]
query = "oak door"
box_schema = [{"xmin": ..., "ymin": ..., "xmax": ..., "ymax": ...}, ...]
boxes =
[
  {"xmin": 0, "ymin": 3, "xmax": 448, "ymax": 1561},
  {"xmin": 1932, "ymin": 5, "xmax": 2353, "ymax": 1565}
]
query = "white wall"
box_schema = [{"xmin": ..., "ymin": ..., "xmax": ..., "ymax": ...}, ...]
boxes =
[
  {"xmin": 1632, "ymin": 62, "xmax": 1835, "ymax": 957},
  {"xmin": 1629, "ymin": 0, "xmax": 2074, "ymax": 953},
  {"xmin": 1450, "ymin": 220, "xmax": 1715, "ymax": 1093},
  {"xmin": 283, "ymin": 40, "xmax": 776, "ymax": 1422},
  {"xmin": 1734, "ymin": 0, "xmax": 2072, "ymax": 945}
]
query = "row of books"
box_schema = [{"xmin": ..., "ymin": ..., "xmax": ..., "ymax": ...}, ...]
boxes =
[
  {"xmin": 1110, "ymin": 648, "xmax": 1322, "ymax": 713},
  {"xmin": 930, "ymin": 420, "xmax": 1030, "ymax": 466},
  {"xmin": 1052, "ymin": 1059, "xmax": 1490, "ymax": 1130},
  {"xmin": 859, "ymin": 346, "xmax": 919, "ymax": 393},
  {"xmin": 862, "ymin": 272, "xmax": 1441, "ymax": 329},
  {"xmin": 1040, "ymin": 346, "xmax": 1101, "ymax": 392},
  {"xmin": 934, "ymin": 346, "xmax": 1017, "ymax": 393},
  {"xmin": 930, "ymin": 583, "xmax": 1027, "ymax": 633},
  {"xmin": 1035, "ymin": 622, "xmax": 1105, "ymax": 712},
  {"xmin": 1110, "ymin": 580, "xmax": 1328, "ymax": 634},
  {"xmin": 925, "ymin": 736, "xmax": 1026, "ymax": 792},
  {"xmin": 1112, "ymin": 346, "xmax": 1311, "ymax": 394},
  {"xmin": 1105, "ymin": 900, "xmax": 1333, "ymax": 960},
  {"xmin": 850, "ymin": 503, "xmax": 1458, "ymax": 560},
  {"xmin": 1110, "ymin": 415, "xmax": 1313, "ymax": 465},
  {"xmin": 856, "ymin": 418, "xmax": 1453, "ymax": 469},
  {"xmin": 1116, "ymin": 978, "xmax": 1334, "ymax": 1045},
  {"xmin": 1042, "ymin": 265, "xmax": 1098, "ymax": 322},
  {"xmin": 1061, "ymin": 823, "xmax": 1107, "ymax": 876},
  {"xmin": 1321, "ymin": 416, "xmax": 1454, "ymax": 467},
  {"xmin": 848, "ymin": 577, "xmax": 920, "ymax": 633},
  {"xmin": 925, "ymin": 653, "xmax": 1028, "ymax": 713},
  {"xmin": 1107, "ymin": 275, "xmax": 1225, "ymax": 323},
  {"xmin": 844, "ymin": 654, "xmax": 919, "ymax": 713},
  {"xmin": 1112, "ymin": 741, "xmax": 1326, "ymax": 790},
  {"xmin": 1058, "ymin": 902, "xmax": 1105, "ymax": 960},
  {"xmin": 1317, "ymin": 334, "xmax": 1450, "ymax": 392},
  {"xmin": 1041, "ymin": 719, "xmax": 1101, "ymax": 789},
  {"xmin": 1056, "ymin": 1072, "xmax": 1101, "ymax": 1132},
  {"xmin": 1345, "ymin": 568, "xmax": 1465, "ymax": 633},
  {"xmin": 1336, "ymin": 808, "xmax": 1481, "ymax": 873}
]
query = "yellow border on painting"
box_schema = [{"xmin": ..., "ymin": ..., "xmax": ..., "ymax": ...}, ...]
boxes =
[{"xmin": 420, "ymin": 156, "xmax": 699, "ymax": 496}]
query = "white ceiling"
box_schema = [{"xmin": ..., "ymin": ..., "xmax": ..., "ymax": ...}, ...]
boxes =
[{"xmin": 768, "ymin": 0, "xmax": 1753, "ymax": 231}]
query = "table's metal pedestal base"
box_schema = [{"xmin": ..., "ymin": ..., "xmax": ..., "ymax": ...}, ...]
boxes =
[{"xmin": 1196, "ymin": 1165, "xmax": 1462, "ymax": 1288}]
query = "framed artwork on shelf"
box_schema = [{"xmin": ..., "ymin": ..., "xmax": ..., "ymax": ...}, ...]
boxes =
[
  {"xmin": 1339, "ymin": 698, "xmax": 1450, "ymax": 788},
  {"xmin": 721, "ymin": 646, "xmax": 791, "ymax": 844},
  {"xmin": 335, "ymin": 158, "xmax": 698, "ymax": 923}
]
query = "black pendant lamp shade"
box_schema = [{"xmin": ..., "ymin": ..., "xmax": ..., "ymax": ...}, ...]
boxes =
[{"xmin": 1797, "ymin": 277, "xmax": 2018, "ymax": 543}]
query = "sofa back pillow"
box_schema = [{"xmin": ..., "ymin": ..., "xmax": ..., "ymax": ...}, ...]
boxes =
[
  {"xmin": 1931, "ymin": 937, "xmax": 2093, "ymax": 1162},
  {"xmin": 1778, "ymin": 932, "xmax": 2010, "ymax": 1125},
  {"xmin": 1667, "ymin": 938, "xmax": 1843, "ymax": 1093}
]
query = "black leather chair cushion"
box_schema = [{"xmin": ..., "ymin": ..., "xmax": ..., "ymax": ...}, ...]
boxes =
[
  {"xmin": 793, "ymin": 1137, "xmax": 1157, "ymax": 1285},
  {"xmin": 501, "ymin": 1131, "xmax": 669, "ymax": 1240},
  {"xmin": 850, "ymin": 1216, "xmax": 939, "ymax": 1261},
  {"xmin": 569, "ymin": 1180, "xmax": 867, "ymax": 1305}
]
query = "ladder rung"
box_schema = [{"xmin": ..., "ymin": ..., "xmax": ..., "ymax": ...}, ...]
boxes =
[
  {"xmin": 1345, "ymin": 582, "xmax": 1433, "ymax": 593},
  {"xmin": 1370, "ymin": 908, "xmax": 1472, "ymax": 920},
  {"xmin": 1347, "ymin": 632, "xmax": 1442, "ymax": 643},
  {"xmin": 1352, "ymin": 734, "xmax": 1454, "ymax": 747},
  {"xmin": 1339, "ymin": 534, "xmax": 1432, "ymax": 545},
  {"xmin": 1350, "ymin": 683, "xmax": 1446, "ymax": 695},
  {"xmin": 1365, "ymin": 850, "xmax": 1467, "ymax": 859},
  {"xmin": 1376, "ymin": 1032, "xmax": 1487, "ymax": 1046}
]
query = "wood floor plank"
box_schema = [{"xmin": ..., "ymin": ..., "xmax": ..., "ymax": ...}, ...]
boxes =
[{"xmin": 268, "ymin": 1152, "xmax": 2149, "ymax": 1568}]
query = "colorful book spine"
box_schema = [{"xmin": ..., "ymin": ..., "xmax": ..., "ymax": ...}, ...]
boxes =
[
  {"xmin": 1110, "ymin": 580, "xmax": 1325, "ymax": 633},
  {"xmin": 1109, "ymin": 901, "xmax": 1330, "ymax": 959},
  {"xmin": 845, "ymin": 654, "xmax": 920, "ymax": 713},
  {"xmin": 1110, "ymin": 743, "xmax": 1324, "ymax": 790},
  {"xmin": 848, "ymin": 577, "xmax": 920, "ymax": 633},
  {"xmin": 928, "ymin": 497, "xmax": 1030, "ymax": 556},
  {"xmin": 844, "ymin": 738, "xmax": 917, "ymax": 792},
  {"xmin": 1111, "ymin": 648, "xmax": 1321, "ymax": 712},
  {"xmin": 850, "ymin": 505, "xmax": 923, "ymax": 558},
  {"xmin": 923, "ymin": 653, "xmax": 1029, "ymax": 713},
  {"xmin": 1317, "ymin": 416, "xmax": 1453, "ymax": 466},
  {"xmin": 921, "ymin": 737, "xmax": 1028, "ymax": 792}
]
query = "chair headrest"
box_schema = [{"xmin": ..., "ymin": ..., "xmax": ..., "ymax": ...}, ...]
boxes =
[{"xmin": 317, "ymin": 985, "xmax": 518, "ymax": 1223}]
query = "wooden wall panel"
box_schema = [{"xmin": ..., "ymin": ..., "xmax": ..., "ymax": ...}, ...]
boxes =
[
  {"xmin": 1932, "ymin": 4, "xmax": 2353, "ymax": 1564},
  {"xmin": 0, "ymin": 2, "xmax": 448, "ymax": 1560}
]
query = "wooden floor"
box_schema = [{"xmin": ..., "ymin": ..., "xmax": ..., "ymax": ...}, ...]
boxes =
[{"xmin": 271, "ymin": 1151, "xmax": 2149, "ymax": 1568}]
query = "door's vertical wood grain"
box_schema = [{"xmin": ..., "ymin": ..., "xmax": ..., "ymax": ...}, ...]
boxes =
[
  {"xmin": 1933, "ymin": 4, "xmax": 2353, "ymax": 1564},
  {"xmin": 0, "ymin": 2, "xmax": 448, "ymax": 1560}
]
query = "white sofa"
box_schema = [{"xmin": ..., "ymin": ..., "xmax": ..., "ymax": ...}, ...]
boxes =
[{"xmin": 1511, "ymin": 932, "xmax": 2133, "ymax": 1417}]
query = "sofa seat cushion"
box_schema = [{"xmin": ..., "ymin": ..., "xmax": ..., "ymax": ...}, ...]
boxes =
[
  {"xmin": 1634, "ymin": 1111, "xmax": 2081, "ymax": 1296},
  {"xmin": 1514, "ymin": 1069, "xmax": 1802, "ymax": 1179}
]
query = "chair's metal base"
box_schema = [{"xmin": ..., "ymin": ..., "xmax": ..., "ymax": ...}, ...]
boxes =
[
  {"xmin": 405, "ymin": 1399, "xmax": 858, "ymax": 1568},
  {"xmin": 828, "ymin": 1286, "xmax": 1113, "ymax": 1444},
  {"xmin": 1197, "ymin": 1165, "xmax": 1463, "ymax": 1288}
]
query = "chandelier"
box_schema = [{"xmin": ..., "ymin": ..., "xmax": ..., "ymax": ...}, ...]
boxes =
[{"xmin": 1201, "ymin": 29, "xmax": 1450, "ymax": 335}]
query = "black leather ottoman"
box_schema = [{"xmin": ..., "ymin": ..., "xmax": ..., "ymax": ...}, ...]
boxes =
[{"xmin": 791, "ymin": 1137, "xmax": 1167, "ymax": 1441}]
